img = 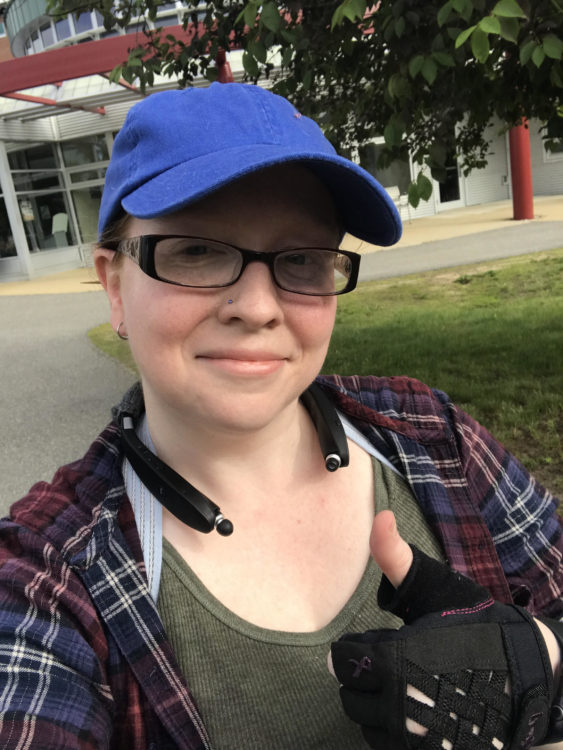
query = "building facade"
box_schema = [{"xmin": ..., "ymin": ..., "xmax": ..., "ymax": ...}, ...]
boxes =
[{"xmin": 1, "ymin": 0, "xmax": 562, "ymax": 281}]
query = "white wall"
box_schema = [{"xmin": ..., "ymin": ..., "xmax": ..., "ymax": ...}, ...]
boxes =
[
  {"xmin": 464, "ymin": 120, "xmax": 511, "ymax": 206},
  {"xmin": 528, "ymin": 118, "xmax": 563, "ymax": 196}
]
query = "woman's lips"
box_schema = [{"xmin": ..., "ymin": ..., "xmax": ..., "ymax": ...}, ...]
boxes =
[{"xmin": 197, "ymin": 351, "xmax": 287, "ymax": 376}]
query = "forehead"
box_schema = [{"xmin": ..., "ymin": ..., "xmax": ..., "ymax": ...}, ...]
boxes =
[{"xmin": 127, "ymin": 164, "xmax": 341, "ymax": 241}]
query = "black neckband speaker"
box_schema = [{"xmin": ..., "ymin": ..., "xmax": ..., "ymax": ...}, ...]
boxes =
[{"xmin": 119, "ymin": 382, "xmax": 349, "ymax": 536}]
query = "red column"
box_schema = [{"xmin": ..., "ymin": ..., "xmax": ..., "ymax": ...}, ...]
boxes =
[
  {"xmin": 508, "ymin": 121, "xmax": 534, "ymax": 220},
  {"xmin": 216, "ymin": 49, "xmax": 234, "ymax": 83}
]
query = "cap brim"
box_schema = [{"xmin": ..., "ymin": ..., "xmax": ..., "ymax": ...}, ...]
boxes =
[{"xmin": 121, "ymin": 145, "xmax": 402, "ymax": 247}]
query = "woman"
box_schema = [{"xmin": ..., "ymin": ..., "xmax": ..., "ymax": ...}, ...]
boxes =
[{"xmin": 0, "ymin": 82, "xmax": 561, "ymax": 750}]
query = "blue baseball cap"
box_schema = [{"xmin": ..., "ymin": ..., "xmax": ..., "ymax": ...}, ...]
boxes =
[{"xmin": 98, "ymin": 82, "xmax": 402, "ymax": 245}]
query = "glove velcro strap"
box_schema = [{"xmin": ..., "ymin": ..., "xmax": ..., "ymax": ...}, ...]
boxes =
[
  {"xmin": 536, "ymin": 617, "xmax": 563, "ymax": 743},
  {"xmin": 496, "ymin": 609, "xmax": 552, "ymax": 750}
]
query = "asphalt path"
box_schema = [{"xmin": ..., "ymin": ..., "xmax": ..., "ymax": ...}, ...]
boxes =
[
  {"xmin": 1, "ymin": 222, "xmax": 561, "ymax": 516},
  {"xmin": 0, "ymin": 292, "xmax": 134, "ymax": 514},
  {"xmin": 359, "ymin": 221, "xmax": 563, "ymax": 280}
]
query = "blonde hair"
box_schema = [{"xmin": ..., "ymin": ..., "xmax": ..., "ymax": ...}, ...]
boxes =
[{"xmin": 97, "ymin": 212, "xmax": 133, "ymax": 264}]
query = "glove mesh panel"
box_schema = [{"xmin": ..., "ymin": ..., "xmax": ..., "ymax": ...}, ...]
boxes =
[{"xmin": 405, "ymin": 661, "xmax": 511, "ymax": 750}]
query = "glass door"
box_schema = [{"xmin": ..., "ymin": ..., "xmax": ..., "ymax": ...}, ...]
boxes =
[{"xmin": 435, "ymin": 150, "xmax": 465, "ymax": 211}]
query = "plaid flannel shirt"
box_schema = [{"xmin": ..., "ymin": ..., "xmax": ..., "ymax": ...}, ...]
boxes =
[{"xmin": 1, "ymin": 375, "xmax": 561, "ymax": 749}]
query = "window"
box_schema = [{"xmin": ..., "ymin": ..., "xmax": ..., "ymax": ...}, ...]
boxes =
[
  {"xmin": 12, "ymin": 172, "xmax": 61, "ymax": 192},
  {"xmin": 359, "ymin": 141, "xmax": 411, "ymax": 196},
  {"xmin": 69, "ymin": 168, "xmax": 107, "ymax": 183},
  {"xmin": 155, "ymin": 14, "xmax": 180, "ymax": 26},
  {"xmin": 71, "ymin": 186, "xmax": 103, "ymax": 244},
  {"xmin": 73, "ymin": 11, "xmax": 93, "ymax": 32},
  {"xmin": 8, "ymin": 144, "xmax": 76, "ymax": 252},
  {"xmin": 0, "ymin": 20, "xmax": 6, "ymax": 38},
  {"xmin": 18, "ymin": 193, "xmax": 76, "ymax": 252},
  {"xmin": 0, "ymin": 197, "xmax": 16, "ymax": 258},
  {"xmin": 127, "ymin": 21, "xmax": 149, "ymax": 34},
  {"xmin": 60, "ymin": 135, "xmax": 109, "ymax": 167},
  {"xmin": 30, "ymin": 30, "xmax": 41, "ymax": 53},
  {"xmin": 40, "ymin": 22, "xmax": 54, "ymax": 47},
  {"xmin": 9, "ymin": 144, "xmax": 57, "ymax": 171},
  {"xmin": 55, "ymin": 16, "xmax": 71, "ymax": 41}
]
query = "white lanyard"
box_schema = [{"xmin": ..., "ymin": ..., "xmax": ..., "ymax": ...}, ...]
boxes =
[{"xmin": 125, "ymin": 411, "xmax": 400, "ymax": 603}]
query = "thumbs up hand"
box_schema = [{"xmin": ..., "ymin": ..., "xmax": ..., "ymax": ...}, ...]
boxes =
[{"xmin": 329, "ymin": 511, "xmax": 558, "ymax": 750}]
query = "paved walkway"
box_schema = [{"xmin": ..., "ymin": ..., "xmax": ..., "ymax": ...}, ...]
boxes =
[{"xmin": 0, "ymin": 195, "xmax": 561, "ymax": 514}]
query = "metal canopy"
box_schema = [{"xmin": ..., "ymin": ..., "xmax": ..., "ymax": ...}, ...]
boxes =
[{"xmin": 0, "ymin": 25, "xmax": 202, "ymax": 122}]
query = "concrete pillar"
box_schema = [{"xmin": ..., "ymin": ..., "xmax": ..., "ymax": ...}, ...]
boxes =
[
  {"xmin": 508, "ymin": 121, "xmax": 534, "ymax": 220},
  {"xmin": 0, "ymin": 140, "xmax": 34, "ymax": 279}
]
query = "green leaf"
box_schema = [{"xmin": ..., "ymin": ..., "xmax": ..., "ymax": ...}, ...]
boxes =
[
  {"xmin": 437, "ymin": 1, "xmax": 452, "ymax": 28},
  {"xmin": 550, "ymin": 65, "xmax": 563, "ymax": 88},
  {"xmin": 532, "ymin": 45, "xmax": 546, "ymax": 67},
  {"xmin": 519, "ymin": 39, "xmax": 537, "ymax": 65},
  {"xmin": 432, "ymin": 51, "xmax": 455, "ymax": 67},
  {"xmin": 248, "ymin": 38, "xmax": 267, "ymax": 63},
  {"xmin": 408, "ymin": 54, "xmax": 425, "ymax": 78},
  {"xmin": 388, "ymin": 73, "xmax": 410, "ymax": 99},
  {"xmin": 455, "ymin": 25, "xmax": 476, "ymax": 48},
  {"xmin": 491, "ymin": 0, "xmax": 526, "ymax": 18},
  {"xmin": 128, "ymin": 55, "xmax": 143, "ymax": 67},
  {"xmin": 260, "ymin": 2, "xmax": 281, "ymax": 32},
  {"xmin": 479, "ymin": 15, "xmax": 501, "ymax": 35},
  {"xmin": 121, "ymin": 67, "xmax": 137, "ymax": 84},
  {"xmin": 108, "ymin": 65, "xmax": 123, "ymax": 83},
  {"xmin": 471, "ymin": 27, "xmax": 490, "ymax": 62},
  {"xmin": 281, "ymin": 46, "xmax": 293, "ymax": 67},
  {"xmin": 330, "ymin": 5, "xmax": 344, "ymax": 30},
  {"xmin": 242, "ymin": 50, "xmax": 260, "ymax": 77},
  {"xmin": 407, "ymin": 182, "xmax": 421, "ymax": 208},
  {"xmin": 342, "ymin": 0, "xmax": 367, "ymax": 22},
  {"xmin": 498, "ymin": 17, "xmax": 519, "ymax": 43},
  {"xmin": 391, "ymin": 0, "xmax": 405, "ymax": 20},
  {"xmin": 395, "ymin": 16, "xmax": 405, "ymax": 37},
  {"xmin": 243, "ymin": 2, "xmax": 258, "ymax": 28},
  {"xmin": 417, "ymin": 173, "xmax": 433, "ymax": 201},
  {"xmin": 543, "ymin": 34, "xmax": 563, "ymax": 61},
  {"xmin": 303, "ymin": 69, "xmax": 313, "ymax": 90},
  {"xmin": 451, "ymin": 0, "xmax": 466, "ymax": 12},
  {"xmin": 280, "ymin": 29, "xmax": 297, "ymax": 44},
  {"xmin": 421, "ymin": 57, "xmax": 438, "ymax": 84},
  {"xmin": 384, "ymin": 120, "xmax": 403, "ymax": 146}
]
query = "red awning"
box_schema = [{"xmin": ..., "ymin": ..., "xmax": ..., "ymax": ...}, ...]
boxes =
[{"xmin": 0, "ymin": 25, "xmax": 195, "ymax": 97}]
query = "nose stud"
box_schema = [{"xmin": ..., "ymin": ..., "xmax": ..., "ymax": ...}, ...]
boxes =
[{"xmin": 227, "ymin": 298, "xmax": 234, "ymax": 304}]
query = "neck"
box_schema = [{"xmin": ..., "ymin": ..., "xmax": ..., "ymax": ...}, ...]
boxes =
[{"xmin": 142, "ymin": 388, "xmax": 324, "ymax": 501}]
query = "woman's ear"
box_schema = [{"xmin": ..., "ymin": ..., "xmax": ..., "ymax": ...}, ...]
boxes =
[{"xmin": 93, "ymin": 247, "xmax": 125, "ymax": 332}]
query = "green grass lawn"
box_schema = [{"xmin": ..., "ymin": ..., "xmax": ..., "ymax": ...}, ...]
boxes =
[{"xmin": 89, "ymin": 248, "xmax": 563, "ymax": 498}]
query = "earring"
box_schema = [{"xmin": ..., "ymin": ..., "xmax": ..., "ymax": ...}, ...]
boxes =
[{"xmin": 116, "ymin": 322, "xmax": 129, "ymax": 340}]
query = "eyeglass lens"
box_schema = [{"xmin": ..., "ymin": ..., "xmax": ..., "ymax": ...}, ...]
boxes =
[{"xmin": 153, "ymin": 238, "xmax": 353, "ymax": 294}]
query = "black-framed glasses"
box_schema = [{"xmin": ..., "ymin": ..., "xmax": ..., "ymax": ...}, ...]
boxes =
[{"xmin": 111, "ymin": 235, "xmax": 361, "ymax": 296}]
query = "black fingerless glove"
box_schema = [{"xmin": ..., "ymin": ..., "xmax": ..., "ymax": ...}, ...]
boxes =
[{"xmin": 331, "ymin": 547, "xmax": 560, "ymax": 750}]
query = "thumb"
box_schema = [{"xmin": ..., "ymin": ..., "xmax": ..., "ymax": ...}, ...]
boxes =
[{"xmin": 369, "ymin": 510, "xmax": 413, "ymax": 589}]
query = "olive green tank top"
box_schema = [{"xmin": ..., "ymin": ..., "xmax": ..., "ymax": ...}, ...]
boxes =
[{"xmin": 158, "ymin": 459, "xmax": 444, "ymax": 749}]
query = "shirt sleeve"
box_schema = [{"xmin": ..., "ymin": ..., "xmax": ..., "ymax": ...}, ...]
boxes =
[
  {"xmin": 446, "ymin": 398, "xmax": 563, "ymax": 620},
  {"xmin": 0, "ymin": 520, "xmax": 115, "ymax": 749}
]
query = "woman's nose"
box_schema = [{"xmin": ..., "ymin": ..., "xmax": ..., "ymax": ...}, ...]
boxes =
[{"xmin": 217, "ymin": 260, "xmax": 283, "ymax": 328}]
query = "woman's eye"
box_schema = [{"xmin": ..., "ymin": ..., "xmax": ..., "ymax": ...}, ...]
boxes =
[
  {"xmin": 284, "ymin": 252, "xmax": 309, "ymax": 266},
  {"xmin": 180, "ymin": 244, "xmax": 211, "ymax": 257}
]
